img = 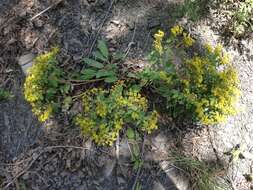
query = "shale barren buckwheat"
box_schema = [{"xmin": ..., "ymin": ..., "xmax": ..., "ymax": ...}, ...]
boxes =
[
  {"xmin": 154, "ymin": 30, "xmax": 165, "ymax": 55},
  {"xmin": 141, "ymin": 25, "xmax": 240, "ymax": 125},
  {"xmin": 183, "ymin": 32, "xmax": 195, "ymax": 47},
  {"xmin": 74, "ymin": 82, "xmax": 158, "ymax": 145},
  {"xmin": 171, "ymin": 25, "xmax": 183, "ymax": 36},
  {"xmin": 24, "ymin": 48, "xmax": 66, "ymax": 122}
]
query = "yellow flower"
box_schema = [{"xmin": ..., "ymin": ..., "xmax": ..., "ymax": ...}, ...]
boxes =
[
  {"xmin": 204, "ymin": 43, "xmax": 213, "ymax": 53},
  {"xmin": 34, "ymin": 104, "xmax": 53, "ymax": 122},
  {"xmin": 220, "ymin": 53, "xmax": 230, "ymax": 65},
  {"xmin": 159, "ymin": 71, "xmax": 167, "ymax": 79},
  {"xmin": 171, "ymin": 25, "xmax": 183, "ymax": 36},
  {"xmin": 96, "ymin": 102, "xmax": 107, "ymax": 117},
  {"xmin": 214, "ymin": 44, "xmax": 223, "ymax": 57},
  {"xmin": 154, "ymin": 30, "xmax": 165, "ymax": 39},
  {"xmin": 142, "ymin": 111, "xmax": 158, "ymax": 134},
  {"xmin": 75, "ymin": 83, "xmax": 158, "ymax": 146},
  {"xmin": 153, "ymin": 30, "xmax": 164, "ymax": 55},
  {"xmin": 183, "ymin": 32, "xmax": 195, "ymax": 47}
]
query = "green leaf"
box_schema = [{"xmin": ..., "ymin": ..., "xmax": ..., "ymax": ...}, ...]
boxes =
[
  {"xmin": 93, "ymin": 51, "xmax": 108, "ymax": 62},
  {"xmin": 105, "ymin": 76, "xmax": 118, "ymax": 83},
  {"xmin": 96, "ymin": 70, "xmax": 115, "ymax": 78},
  {"xmin": 48, "ymin": 76, "xmax": 58, "ymax": 88},
  {"xmin": 132, "ymin": 144, "xmax": 140, "ymax": 157},
  {"xmin": 105, "ymin": 64, "xmax": 118, "ymax": 71},
  {"xmin": 130, "ymin": 85, "xmax": 142, "ymax": 92},
  {"xmin": 0, "ymin": 88, "xmax": 12, "ymax": 101},
  {"xmin": 83, "ymin": 58, "xmax": 104, "ymax": 69},
  {"xmin": 81, "ymin": 69, "xmax": 97, "ymax": 80},
  {"xmin": 127, "ymin": 128, "xmax": 135, "ymax": 139},
  {"xmin": 97, "ymin": 40, "xmax": 109, "ymax": 59},
  {"xmin": 135, "ymin": 182, "xmax": 142, "ymax": 190},
  {"xmin": 46, "ymin": 88, "xmax": 57, "ymax": 99},
  {"xmin": 60, "ymin": 84, "xmax": 71, "ymax": 94}
]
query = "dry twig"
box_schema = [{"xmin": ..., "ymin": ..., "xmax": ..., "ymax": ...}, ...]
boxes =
[{"xmin": 30, "ymin": 0, "xmax": 63, "ymax": 21}]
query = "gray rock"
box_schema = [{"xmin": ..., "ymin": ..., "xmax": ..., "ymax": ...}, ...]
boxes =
[
  {"xmin": 103, "ymin": 159, "xmax": 116, "ymax": 178},
  {"xmin": 159, "ymin": 161, "xmax": 189, "ymax": 190},
  {"xmin": 119, "ymin": 138, "xmax": 131, "ymax": 158},
  {"xmin": 18, "ymin": 53, "xmax": 35, "ymax": 75},
  {"xmin": 153, "ymin": 181, "xmax": 165, "ymax": 190},
  {"xmin": 117, "ymin": 176, "xmax": 126, "ymax": 185},
  {"xmin": 111, "ymin": 20, "xmax": 120, "ymax": 26}
]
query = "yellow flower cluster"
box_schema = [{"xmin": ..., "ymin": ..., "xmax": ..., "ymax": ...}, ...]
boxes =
[
  {"xmin": 24, "ymin": 48, "xmax": 60, "ymax": 122},
  {"xmin": 205, "ymin": 43, "xmax": 231, "ymax": 65},
  {"xmin": 35, "ymin": 47, "xmax": 59, "ymax": 64},
  {"xmin": 214, "ymin": 44, "xmax": 223, "ymax": 57},
  {"xmin": 35, "ymin": 105, "xmax": 54, "ymax": 122},
  {"xmin": 154, "ymin": 30, "xmax": 165, "ymax": 55},
  {"xmin": 204, "ymin": 43, "xmax": 213, "ymax": 53},
  {"xmin": 171, "ymin": 25, "xmax": 195, "ymax": 47},
  {"xmin": 96, "ymin": 102, "xmax": 107, "ymax": 117},
  {"xmin": 171, "ymin": 25, "xmax": 183, "ymax": 36},
  {"xmin": 183, "ymin": 32, "xmax": 195, "ymax": 47},
  {"xmin": 159, "ymin": 71, "xmax": 172, "ymax": 84},
  {"xmin": 74, "ymin": 83, "xmax": 158, "ymax": 146},
  {"xmin": 142, "ymin": 111, "xmax": 158, "ymax": 134},
  {"xmin": 148, "ymin": 25, "xmax": 240, "ymax": 126},
  {"xmin": 183, "ymin": 52, "xmax": 240, "ymax": 125}
]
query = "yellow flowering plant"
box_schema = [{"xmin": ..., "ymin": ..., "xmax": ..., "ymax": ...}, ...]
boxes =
[
  {"xmin": 23, "ymin": 42, "xmax": 159, "ymax": 146},
  {"xmin": 138, "ymin": 25, "xmax": 240, "ymax": 125},
  {"xmin": 74, "ymin": 82, "xmax": 158, "ymax": 145},
  {"xmin": 24, "ymin": 48, "xmax": 71, "ymax": 122}
]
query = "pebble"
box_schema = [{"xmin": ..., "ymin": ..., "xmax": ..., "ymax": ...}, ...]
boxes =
[
  {"xmin": 109, "ymin": 47, "xmax": 116, "ymax": 52},
  {"xmin": 33, "ymin": 19, "xmax": 44, "ymax": 28},
  {"xmin": 111, "ymin": 20, "xmax": 120, "ymax": 26},
  {"xmin": 18, "ymin": 53, "xmax": 35, "ymax": 75},
  {"xmin": 117, "ymin": 177, "xmax": 126, "ymax": 185},
  {"xmin": 153, "ymin": 181, "xmax": 165, "ymax": 190},
  {"xmin": 103, "ymin": 159, "xmax": 116, "ymax": 178}
]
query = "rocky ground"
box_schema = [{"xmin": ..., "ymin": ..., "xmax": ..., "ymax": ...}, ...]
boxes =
[{"xmin": 0, "ymin": 0, "xmax": 252, "ymax": 190}]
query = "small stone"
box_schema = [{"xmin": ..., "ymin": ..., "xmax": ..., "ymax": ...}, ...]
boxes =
[
  {"xmin": 153, "ymin": 181, "xmax": 165, "ymax": 190},
  {"xmin": 33, "ymin": 19, "xmax": 44, "ymax": 28},
  {"xmin": 151, "ymin": 133, "xmax": 167, "ymax": 150},
  {"xmin": 18, "ymin": 53, "xmax": 35, "ymax": 66},
  {"xmin": 117, "ymin": 177, "xmax": 126, "ymax": 185},
  {"xmin": 103, "ymin": 159, "xmax": 116, "ymax": 178},
  {"xmin": 18, "ymin": 53, "xmax": 35, "ymax": 76},
  {"xmin": 111, "ymin": 20, "xmax": 120, "ymax": 26},
  {"xmin": 119, "ymin": 138, "xmax": 131, "ymax": 158},
  {"xmin": 109, "ymin": 47, "xmax": 116, "ymax": 52}
]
